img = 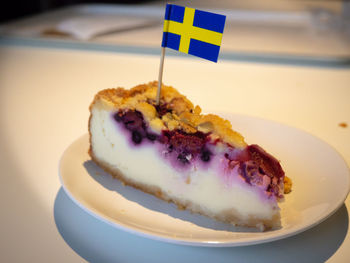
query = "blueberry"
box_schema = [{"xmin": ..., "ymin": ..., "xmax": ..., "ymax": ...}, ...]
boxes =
[
  {"xmin": 200, "ymin": 150, "xmax": 211, "ymax": 162},
  {"xmin": 132, "ymin": 130, "xmax": 143, "ymax": 144},
  {"xmin": 168, "ymin": 144, "xmax": 174, "ymax": 152},
  {"xmin": 177, "ymin": 153, "xmax": 189, "ymax": 164},
  {"xmin": 146, "ymin": 133, "xmax": 157, "ymax": 142},
  {"xmin": 113, "ymin": 113, "xmax": 122, "ymax": 122},
  {"xmin": 123, "ymin": 111, "xmax": 144, "ymax": 131},
  {"xmin": 258, "ymin": 167, "xmax": 266, "ymax": 175}
]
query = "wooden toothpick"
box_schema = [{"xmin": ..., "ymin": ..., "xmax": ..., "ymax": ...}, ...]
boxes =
[{"xmin": 156, "ymin": 47, "xmax": 166, "ymax": 105}]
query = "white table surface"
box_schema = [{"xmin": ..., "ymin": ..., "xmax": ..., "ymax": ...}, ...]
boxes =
[{"xmin": 0, "ymin": 43, "xmax": 349, "ymax": 262}]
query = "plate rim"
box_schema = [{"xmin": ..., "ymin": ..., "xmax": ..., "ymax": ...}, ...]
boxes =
[{"xmin": 58, "ymin": 114, "xmax": 350, "ymax": 247}]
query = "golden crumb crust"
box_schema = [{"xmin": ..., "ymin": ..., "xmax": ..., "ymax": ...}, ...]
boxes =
[
  {"xmin": 284, "ymin": 176, "xmax": 292, "ymax": 194},
  {"xmin": 90, "ymin": 81, "xmax": 247, "ymax": 149}
]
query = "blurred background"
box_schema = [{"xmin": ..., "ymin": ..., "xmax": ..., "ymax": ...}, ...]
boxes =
[
  {"xmin": 1, "ymin": 0, "xmax": 350, "ymax": 63},
  {"xmin": 1, "ymin": 0, "xmax": 155, "ymax": 23},
  {"xmin": 1, "ymin": 2, "xmax": 350, "ymax": 263},
  {"xmin": 1, "ymin": 0, "xmax": 349, "ymax": 23}
]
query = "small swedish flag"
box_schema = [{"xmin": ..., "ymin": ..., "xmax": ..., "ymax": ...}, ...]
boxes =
[{"xmin": 162, "ymin": 4, "xmax": 226, "ymax": 62}]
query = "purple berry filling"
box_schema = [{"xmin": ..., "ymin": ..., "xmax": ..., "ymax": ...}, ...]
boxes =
[
  {"xmin": 113, "ymin": 110, "xmax": 156, "ymax": 144},
  {"xmin": 226, "ymin": 145, "xmax": 285, "ymax": 197},
  {"xmin": 155, "ymin": 103, "xmax": 172, "ymax": 117},
  {"xmin": 113, "ymin": 109, "xmax": 284, "ymax": 198},
  {"xmin": 113, "ymin": 110, "xmax": 212, "ymax": 165},
  {"xmin": 161, "ymin": 130, "xmax": 212, "ymax": 166}
]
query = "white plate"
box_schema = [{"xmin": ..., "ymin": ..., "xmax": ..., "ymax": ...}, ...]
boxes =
[{"xmin": 59, "ymin": 113, "xmax": 350, "ymax": 247}]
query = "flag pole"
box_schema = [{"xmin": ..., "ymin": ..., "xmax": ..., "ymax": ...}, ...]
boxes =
[{"xmin": 156, "ymin": 47, "xmax": 166, "ymax": 105}]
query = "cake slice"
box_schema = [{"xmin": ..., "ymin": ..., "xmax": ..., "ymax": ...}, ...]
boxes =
[{"xmin": 88, "ymin": 81, "xmax": 291, "ymax": 231}]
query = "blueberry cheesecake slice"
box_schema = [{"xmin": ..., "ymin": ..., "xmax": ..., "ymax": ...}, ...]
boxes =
[{"xmin": 88, "ymin": 81, "xmax": 292, "ymax": 231}]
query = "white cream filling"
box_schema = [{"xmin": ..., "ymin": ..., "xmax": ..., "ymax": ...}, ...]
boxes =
[{"xmin": 90, "ymin": 107, "xmax": 278, "ymax": 222}]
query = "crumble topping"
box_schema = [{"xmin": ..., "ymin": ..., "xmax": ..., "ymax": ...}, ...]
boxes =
[
  {"xmin": 283, "ymin": 176, "xmax": 292, "ymax": 194},
  {"xmin": 91, "ymin": 81, "xmax": 247, "ymax": 149}
]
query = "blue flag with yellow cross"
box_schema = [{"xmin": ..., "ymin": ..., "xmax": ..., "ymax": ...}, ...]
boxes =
[{"xmin": 161, "ymin": 4, "xmax": 226, "ymax": 62}]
